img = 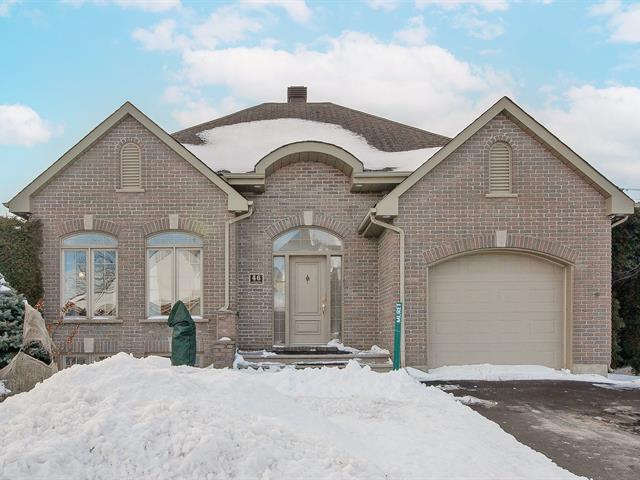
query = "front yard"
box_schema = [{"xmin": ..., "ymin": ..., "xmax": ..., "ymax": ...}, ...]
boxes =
[{"xmin": 0, "ymin": 354, "xmax": 585, "ymax": 479}]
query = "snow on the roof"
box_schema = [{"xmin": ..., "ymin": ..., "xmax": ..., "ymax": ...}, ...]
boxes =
[
  {"xmin": 0, "ymin": 353, "xmax": 582, "ymax": 479},
  {"xmin": 182, "ymin": 118, "xmax": 441, "ymax": 173}
]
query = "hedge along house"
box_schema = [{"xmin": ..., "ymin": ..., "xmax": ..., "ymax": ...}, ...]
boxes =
[{"xmin": 5, "ymin": 87, "xmax": 634, "ymax": 374}]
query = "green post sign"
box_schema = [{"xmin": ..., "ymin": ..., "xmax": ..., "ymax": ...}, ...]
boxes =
[{"xmin": 393, "ymin": 301, "xmax": 403, "ymax": 370}]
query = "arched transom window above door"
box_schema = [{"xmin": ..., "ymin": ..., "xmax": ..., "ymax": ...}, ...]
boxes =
[{"xmin": 273, "ymin": 228, "xmax": 342, "ymax": 252}]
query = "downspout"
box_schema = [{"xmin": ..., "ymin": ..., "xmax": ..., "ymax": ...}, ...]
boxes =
[
  {"xmin": 220, "ymin": 202, "xmax": 254, "ymax": 312},
  {"xmin": 368, "ymin": 211, "xmax": 406, "ymax": 367},
  {"xmin": 611, "ymin": 215, "xmax": 629, "ymax": 229}
]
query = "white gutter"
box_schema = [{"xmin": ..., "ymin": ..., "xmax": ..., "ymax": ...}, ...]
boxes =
[
  {"xmin": 368, "ymin": 210, "xmax": 406, "ymax": 367},
  {"xmin": 611, "ymin": 215, "xmax": 629, "ymax": 229},
  {"xmin": 220, "ymin": 202, "xmax": 254, "ymax": 312}
]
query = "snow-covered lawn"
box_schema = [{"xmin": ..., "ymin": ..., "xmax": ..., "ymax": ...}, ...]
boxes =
[
  {"xmin": 409, "ymin": 364, "xmax": 640, "ymax": 387},
  {"xmin": 0, "ymin": 354, "xmax": 583, "ymax": 480}
]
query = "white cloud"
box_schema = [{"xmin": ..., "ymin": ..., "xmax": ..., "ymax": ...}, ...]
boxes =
[
  {"xmin": 132, "ymin": 19, "xmax": 187, "ymax": 51},
  {"xmin": 178, "ymin": 31, "xmax": 514, "ymax": 135},
  {"xmin": 170, "ymin": 94, "xmax": 242, "ymax": 128},
  {"xmin": 132, "ymin": 7, "xmax": 264, "ymax": 52},
  {"xmin": 393, "ymin": 16, "xmax": 430, "ymax": 46},
  {"xmin": 454, "ymin": 10, "xmax": 504, "ymax": 39},
  {"xmin": 61, "ymin": 0, "xmax": 181, "ymax": 12},
  {"xmin": 0, "ymin": 105, "xmax": 57, "ymax": 146},
  {"xmin": 415, "ymin": 0, "xmax": 509, "ymax": 12},
  {"xmin": 172, "ymin": 100, "xmax": 219, "ymax": 128},
  {"xmin": 366, "ymin": 0, "xmax": 401, "ymax": 11},
  {"xmin": 537, "ymin": 85, "xmax": 640, "ymax": 190},
  {"xmin": 239, "ymin": 0, "xmax": 312, "ymax": 24},
  {"xmin": 0, "ymin": 0, "xmax": 20, "ymax": 17},
  {"xmin": 590, "ymin": 1, "xmax": 640, "ymax": 43},
  {"xmin": 192, "ymin": 6, "xmax": 263, "ymax": 46}
]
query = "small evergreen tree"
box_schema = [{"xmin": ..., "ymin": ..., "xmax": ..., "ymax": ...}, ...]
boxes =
[{"xmin": 0, "ymin": 273, "xmax": 26, "ymax": 369}]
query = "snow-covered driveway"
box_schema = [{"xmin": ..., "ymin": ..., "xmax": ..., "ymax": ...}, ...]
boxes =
[{"xmin": 0, "ymin": 354, "xmax": 583, "ymax": 480}]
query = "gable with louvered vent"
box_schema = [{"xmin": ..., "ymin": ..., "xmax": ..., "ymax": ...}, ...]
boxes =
[
  {"xmin": 489, "ymin": 142, "xmax": 512, "ymax": 193},
  {"xmin": 120, "ymin": 143, "xmax": 142, "ymax": 190}
]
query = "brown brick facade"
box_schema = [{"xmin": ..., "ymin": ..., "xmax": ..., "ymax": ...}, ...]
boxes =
[
  {"xmin": 31, "ymin": 115, "xmax": 234, "ymax": 366},
  {"xmin": 394, "ymin": 114, "xmax": 612, "ymax": 369},
  {"xmin": 237, "ymin": 161, "xmax": 383, "ymax": 350},
  {"xmin": 27, "ymin": 111, "xmax": 615, "ymax": 372}
]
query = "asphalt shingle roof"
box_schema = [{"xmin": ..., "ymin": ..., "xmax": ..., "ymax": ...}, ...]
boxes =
[{"xmin": 172, "ymin": 102, "xmax": 451, "ymax": 152}]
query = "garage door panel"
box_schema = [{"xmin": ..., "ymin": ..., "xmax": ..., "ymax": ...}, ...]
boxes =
[
  {"xmin": 428, "ymin": 252, "xmax": 565, "ymax": 369},
  {"xmin": 431, "ymin": 342, "xmax": 563, "ymax": 368}
]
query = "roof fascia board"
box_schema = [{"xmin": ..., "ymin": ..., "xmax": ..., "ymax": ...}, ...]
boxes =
[
  {"xmin": 376, "ymin": 97, "xmax": 634, "ymax": 217},
  {"xmin": 7, "ymin": 102, "xmax": 249, "ymax": 214}
]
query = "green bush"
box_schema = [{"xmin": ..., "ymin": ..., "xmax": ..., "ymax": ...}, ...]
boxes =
[
  {"xmin": 0, "ymin": 217, "xmax": 43, "ymax": 306},
  {"xmin": 612, "ymin": 206, "xmax": 640, "ymax": 373}
]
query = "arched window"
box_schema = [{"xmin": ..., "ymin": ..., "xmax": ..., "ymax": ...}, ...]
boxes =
[
  {"xmin": 120, "ymin": 142, "xmax": 142, "ymax": 190},
  {"xmin": 273, "ymin": 228, "xmax": 342, "ymax": 252},
  {"xmin": 489, "ymin": 142, "xmax": 512, "ymax": 194},
  {"xmin": 146, "ymin": 232, "xmax": 203, "ymax": 318},
  {"xmin": 61, "ymin": 233, "xmax": 118, "ymax": 318},
  {"xmin": 272, "ymin": 228, "xmax": 343, "ymax": 346}
]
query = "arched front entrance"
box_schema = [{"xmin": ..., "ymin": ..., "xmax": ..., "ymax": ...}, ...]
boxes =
[
  {"xmin": 427, "ymin": 250, "xmax": 570, "ymax": 369},
  {"xmin": 272, "ymin": 228, "xmax": 343, "ymax": 346}
]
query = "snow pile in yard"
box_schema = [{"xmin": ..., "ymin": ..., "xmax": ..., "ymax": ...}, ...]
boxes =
[
  {"xmin": 0, "ymin": 354, "xmax": 582, "ymax": 479},
  {"xmin": 183, "ymin": 119, "xmax": 441, "ymax": 173},
  {"xmin": 409, "ymin": 364, "xmax": 640, "ymax": 386},
  {"xmin": 0, "ymin": 380, "xmax": 8, "ymax": 396}
]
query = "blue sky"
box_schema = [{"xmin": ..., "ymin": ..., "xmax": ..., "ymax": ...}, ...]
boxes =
[{"xmin": 1, "ymin": 0, "xmax": 640, "ymax": 213}]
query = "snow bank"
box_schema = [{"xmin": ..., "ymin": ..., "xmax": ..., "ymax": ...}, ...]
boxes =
[
  {"xmin": 183, "ymin": 119, "xmax": 441, "ymax": 173},
  {"xmin": 0, "ymin": 354, "xmax": 582, "ymax": 479},
  {"xmin": 0, "ymin": 380, "xmax": 9, "ymax": 396},
  {"xmin": 408, "ymin": 364, "xmax": 640, "ymax": 386}
]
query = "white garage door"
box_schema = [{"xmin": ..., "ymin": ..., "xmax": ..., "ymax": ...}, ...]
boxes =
[{"xmin": 428, "ymin": 252, "xmax": 565, "ymax": 369}]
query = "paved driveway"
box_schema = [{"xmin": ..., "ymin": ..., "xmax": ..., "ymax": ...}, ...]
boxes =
[{"xmin": 421, "ymin": 380, "xmax": 640, "ymax": 480}]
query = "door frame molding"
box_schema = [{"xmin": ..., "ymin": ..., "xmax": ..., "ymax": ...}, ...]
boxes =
[
  {"xmin": 273, "ymin": 250, "xmax": 344, "ymax": 347},
  {"xmin": 425, "ymin": 248, "xmax": 574, "ymax": 370}
]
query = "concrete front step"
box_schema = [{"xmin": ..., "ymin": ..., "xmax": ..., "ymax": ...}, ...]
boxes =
[{"xmin": 239, "ymin": 350, "xmax": 393, "ymax": 372}]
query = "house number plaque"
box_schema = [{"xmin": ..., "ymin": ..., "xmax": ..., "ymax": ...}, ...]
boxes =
[{"xmin": 249, "ymin": 273, "xmax": 264, "ymax": 285}]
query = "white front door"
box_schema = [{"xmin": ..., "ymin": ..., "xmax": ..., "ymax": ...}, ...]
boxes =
[{"xmin": 289, "ymin": 256, "xmax": 328, "ymax": 345}]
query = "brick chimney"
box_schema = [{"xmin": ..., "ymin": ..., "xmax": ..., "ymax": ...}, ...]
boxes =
[{"xmin": 287, "ymin": 86, "xmax": 307, "ymax": 103}]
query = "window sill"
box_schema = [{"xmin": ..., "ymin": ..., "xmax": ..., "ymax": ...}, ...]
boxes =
[
  {"xmin": 140, "ymin": 317, "xmax": 209, "ymax": 323},
  {"xmin": 115, "ymin": 188, "xmax": 145, "ymax": 193},
  {"xmin": 485, "ymin": 193, "xmax": 518, "ymax": 198},
  {"xmin": 61, "ymin": 318, "xmax": 123, "ymax": 324}
]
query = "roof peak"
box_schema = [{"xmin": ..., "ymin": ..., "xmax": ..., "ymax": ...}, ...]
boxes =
[{"xmin": 172, "ymin": 95, "xmax": 450, "ymax": 153}]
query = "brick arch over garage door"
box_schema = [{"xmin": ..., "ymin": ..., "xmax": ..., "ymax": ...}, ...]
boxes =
[{"xmin": 423, "ymin": 234, "xmax": 576, "ymax": 370}]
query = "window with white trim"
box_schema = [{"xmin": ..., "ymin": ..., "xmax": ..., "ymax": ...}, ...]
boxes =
[
  {"xmin": 61, "ymin": 233, "xmax": 117, "ymax": 318},
  {"xmin": 120, "ymin": 142, "xmax": 142, "ymax": 190},
  {"xmin": 146, "ymin": 232, "xmax": 203, "ymax": 318},
  {"xmin": 489, "ymin": 141, "xmax": 512, "ymax": 194}
]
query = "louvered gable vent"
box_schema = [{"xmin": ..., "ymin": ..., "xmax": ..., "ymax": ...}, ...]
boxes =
[
  {"xmin": 489, "ymin": 142, "xmax": 512, "ymax": 193},
  {"xmin": 120, "ymin": 143, "xmax": 141, "ymax": 190}
]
